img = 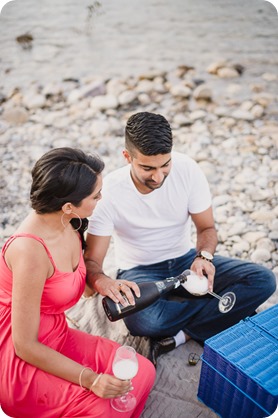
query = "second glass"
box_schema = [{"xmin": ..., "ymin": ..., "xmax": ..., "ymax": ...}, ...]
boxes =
[{"xmin": 110, "ymin": 345, "xmax": 138, "ymax": 412}]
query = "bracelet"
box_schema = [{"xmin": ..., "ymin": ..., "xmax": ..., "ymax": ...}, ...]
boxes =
[
  {"xmin": 90, "ymin": 373, "xmax": 103, "ymax": 391},
  {"xmin": 79, "ymin": 367, "xmax": 94, "ymax": 389}
]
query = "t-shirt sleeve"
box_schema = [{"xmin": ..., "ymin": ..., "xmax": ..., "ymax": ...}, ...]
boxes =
[
  {"xmin": 187, "ymin": 160, "xmax": 212, "ymax": 214},
  {"xmin": 87, "ymin": 197, "xmax": 114, "ymax": 236}
]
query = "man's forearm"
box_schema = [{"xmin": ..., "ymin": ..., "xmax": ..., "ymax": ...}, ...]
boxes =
[{"xmin": 196, "ymin": 227, "xmax": 218, "ymax": 255}]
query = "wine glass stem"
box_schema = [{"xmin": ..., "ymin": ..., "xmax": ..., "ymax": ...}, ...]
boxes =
[
  {"xmin": 120, "ymin": 395, "xmax": 128, "ymax": 403},
  {"xmin": 207, "ymin": 291, "xmax": 223, "ymax": 301}
]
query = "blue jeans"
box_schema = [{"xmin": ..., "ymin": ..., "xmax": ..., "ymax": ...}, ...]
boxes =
[{"xmin": 116, "ymin": 249, "xmax": 276, "ymax": 343}]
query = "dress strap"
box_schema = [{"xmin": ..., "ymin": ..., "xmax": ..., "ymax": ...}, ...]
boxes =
[{"xmin": 2, "ymin": 234, "xmax": 56, "ymax": 269}]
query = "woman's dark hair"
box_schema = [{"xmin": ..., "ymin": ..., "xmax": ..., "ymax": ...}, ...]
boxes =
[
  {"xmin": 30, "ymin": 147, "xmax": 104, "ymax": 249},
  {"xmin": 125, "ymin": 112, "xmax": 173, "ymax": 156}
]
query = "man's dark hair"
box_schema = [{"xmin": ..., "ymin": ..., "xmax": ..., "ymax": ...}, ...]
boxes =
[{"xmin": 125, "ymin": 112, "xmax": 173, "ymax": 156}]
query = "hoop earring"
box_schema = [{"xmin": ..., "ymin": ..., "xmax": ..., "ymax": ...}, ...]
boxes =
[{"xmin": 61, "ymin": 212, "xmax": 82, "ymax": 232}]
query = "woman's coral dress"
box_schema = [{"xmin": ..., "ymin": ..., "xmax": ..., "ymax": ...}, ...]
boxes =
[{"xmin": 0, "ymin": 234, "xmax": 155, "ymax": 418}]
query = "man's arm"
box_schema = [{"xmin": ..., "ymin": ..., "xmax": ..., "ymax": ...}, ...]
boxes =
[
  {"xmin": 190, "ymin": 206, "xmax": 218, "ymax": 292},
  {"xmin": 84, "ymin": 233, "xmax": 140, "ymax": 305}
]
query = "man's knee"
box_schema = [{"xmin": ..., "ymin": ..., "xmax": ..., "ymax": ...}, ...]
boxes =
[
  {"xmin": 265, "ymin": 269, "xmax": 277, "ymax": 295},
  {"xmin": 124, "ymin": 310, "xmax": 165, "ymax": 337}
]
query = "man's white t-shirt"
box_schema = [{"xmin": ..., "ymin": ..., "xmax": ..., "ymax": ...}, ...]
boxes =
[{"xmin": 88, "ymin": 152, "xmax": 212, "ymax": 270}]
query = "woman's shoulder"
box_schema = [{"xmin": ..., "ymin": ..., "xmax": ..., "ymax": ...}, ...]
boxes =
[{"xmin": 3, "ymin": 233, "xmax": 51, "ymax": 262}]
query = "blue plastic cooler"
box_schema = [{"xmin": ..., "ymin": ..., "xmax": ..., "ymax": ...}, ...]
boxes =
[{"xmin": 197, "ymin": 305, "xmax": 278, "ymax": 418}]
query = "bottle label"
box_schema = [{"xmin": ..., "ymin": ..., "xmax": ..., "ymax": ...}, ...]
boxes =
[{"xmin": 155, "ymin": 281, "xmax": 167, "ymax": 292}]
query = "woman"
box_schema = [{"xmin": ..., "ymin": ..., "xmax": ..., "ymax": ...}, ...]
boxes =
[{"xmin": 0, "ymin": 147, "xmax": 155, "ymax": 418}]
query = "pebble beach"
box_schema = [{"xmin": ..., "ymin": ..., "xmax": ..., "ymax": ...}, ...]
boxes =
[{"xmin": 0, "ymin": 1, "xmax": 277, "ymax": 299}]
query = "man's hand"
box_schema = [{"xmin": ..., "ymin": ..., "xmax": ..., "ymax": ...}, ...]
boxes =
[{"xmin": 190, "ymin": 257, "xmax": 215, "ymax": 292}]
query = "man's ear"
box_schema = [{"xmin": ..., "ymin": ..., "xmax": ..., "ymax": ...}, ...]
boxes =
[{"xmin": 122, "ymin": 149, "xmax": 132, "ymax": 164}]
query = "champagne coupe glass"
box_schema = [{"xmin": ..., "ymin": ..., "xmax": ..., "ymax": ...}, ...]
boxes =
[
  {"xmin": 111, "ymin": 345, "xmax": 138, "ymax": 412},
  {"xmin": 179, "ymin": 269, "xmax": 236, "ymax": 313}
]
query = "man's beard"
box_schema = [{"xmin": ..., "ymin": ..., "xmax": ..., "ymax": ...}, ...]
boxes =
[{"xmin": 144, "ymin": 175, "xmax": 167, "ymax": 190}]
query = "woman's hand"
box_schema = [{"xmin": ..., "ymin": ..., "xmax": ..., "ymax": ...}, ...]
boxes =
[
  {"xmin": 90, "ymin": 373, "xmax": 133, "ymax": 398},
  {"xmin": 96, "ymin": 276, "xmax": 140, "ymax": 307}
]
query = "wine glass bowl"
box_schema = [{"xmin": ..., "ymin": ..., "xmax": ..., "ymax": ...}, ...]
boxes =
[
  {"xmin": 111, "ymin": 345, "xmax": 138, "ymax": 412},
  {"xmin": 180, "ymin": 270, "xmax": 236, "ymax": 313},
  {"xmin": 179, "ymin": 270, "xmax": 209, "ymax": 295}
]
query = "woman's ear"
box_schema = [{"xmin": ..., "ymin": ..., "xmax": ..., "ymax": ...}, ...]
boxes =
[{"xmin": 61, "ymin": 203, "xmax": 72, "ymax": 214}]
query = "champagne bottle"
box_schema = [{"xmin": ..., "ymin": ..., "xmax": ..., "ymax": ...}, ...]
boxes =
[{"xmin": 102, "ymin": 272, "xmax": 188, "ymax": 322}]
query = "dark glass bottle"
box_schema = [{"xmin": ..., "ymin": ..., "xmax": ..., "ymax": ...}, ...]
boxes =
[{"xmin": 102, "ymin": 272, "xmax": 189, "ymax": 322}]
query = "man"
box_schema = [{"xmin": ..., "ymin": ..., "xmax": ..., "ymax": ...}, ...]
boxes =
[{"xmin": 84, "ymin": 111, "xmax": 276, "ymax": 366}]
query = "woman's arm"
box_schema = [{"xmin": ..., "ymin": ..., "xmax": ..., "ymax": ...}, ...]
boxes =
[{"xmin": 84, "ymin": 233, "xmax": 140, "ymax": 305}]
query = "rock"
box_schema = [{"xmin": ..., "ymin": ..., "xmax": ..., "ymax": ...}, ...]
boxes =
[
  {"xmin": 253, "ymin": 92, "xmax": 275, "ymax": 107},
  {"xmin": 169, "ymin": 84, "xmax": 191, "ymax": 98},
  {"xmin": 189, "ymin": 110, "xmax": 207, "ymax": 121},
  {"xmin": 226, "ymin": 221, "xmax": 247, "ymax": 237},
  {"xmin": 213, "ymin": 195, "xmax": 231, "ymax": 207},
  {"xmin": 106, "ymin": 78, "xmax": 128, "ymax": 96},
  {"xmin": 233, "ymin": 240, "xmax": 250, "ymax": 254},
  {"xmin": 68, "ymin": 81, "xmax": 106, "ymax": 103},
  {"xmin": 250, "ymin": 211, "xmax": 275, "ymax": 223},
  {"xmin": 206, "ymin": 60, "xmax": 227, "ymax": 74},
  {"xmin": 89, "ymin": 120, "xmax": 111, "ymax": 136},
  {"xmin": 42, "ymin": 82, "xmax": 64, "ymax": 97},
  {"xmin": 226, "ymin": 83, "xmax": 242, "ymax": 95},
  {"xmin": 0, "ymin": 120, "xmax": 10, "ymax": 133},
  {"xmin": 251, "ymin": 104, "xmax": 264, "ymax": 118},
  {"xmin": 217, "ymin": 67, "xmax": 239, "ymax": 78},
  {"xmin": 214, "ymin": 106, "xmax": 230, "ymax": 117},
  {"xmin": 118, "ymin": 90, "xmax": 138, "ymax": 106},
  {"xmin": 136, "ymin": 80, "xmax": 155, "ymax": 94},
  {"xmin": 198, "ymin": 161, "xmax": 216, "ymax": 180},
  {"xmin": 173, "ymin": 114, "xmax": 192, "ymax": 126},
  {"xmin": 138, "ymin": 70, "xmax": 166, "ymax": 80},
  {"xmin": 240, "ymin": 101, "xmax": 253, "ymax": 111},
  {"xmin": 2, "ymin": 107, "xmax": 29, "ymax": 124},
  {"xmin": 242, "ymin": 231, "xmax": 266, "ymax": 244},
  {"xmin": 256, "ymin": 238, "xmax": 275, "ymax": 252},
  {"xmin": 193, "ymin": 84, "xmax": 212, "ymax": 100},
  {"xmin": 251, "ymin": 248, "xmax": 271, "ymax": 263},
  {"xmin": 231, "ymin": 109, "xmax": 254, "ymax": 121},
  {"xmin": 269, "ymin": 231, "xmax": 278, "ymax": 240},
  {"xmin": 90, "ymin": 94, "xmax": 118, "ymax": 110},
  {"xmin": 262, "ymin": 73, "xmax": 277, "ymax": 81},
  {"xmin": 22, "ymin": 92, "xmax": 46, "ymax": 109},
  {"xmin": 138, "ymin": 93, "xmax": 151, "ymax": 106},
  {"xmin": 67, "ymin": 89, "xmax": 83, "ymax": 103}
]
